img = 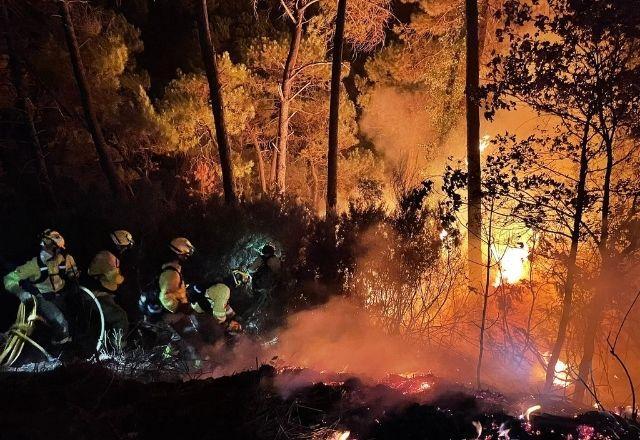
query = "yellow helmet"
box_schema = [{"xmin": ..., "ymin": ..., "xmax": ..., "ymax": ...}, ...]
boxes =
[
  {"xmin": 41, "ymin": 229, "xmax": 65, "ymax": 249},
  {"xmin": 110, "ymin": 230, "xmax": 134, "ymax": 249},
  {"xmin": 169, "ymin": 237, "xmax": 195, "ymax": 257},
  {"xmin": 205, "ymin": 284, "xmax": 230, "ymax": 320}
]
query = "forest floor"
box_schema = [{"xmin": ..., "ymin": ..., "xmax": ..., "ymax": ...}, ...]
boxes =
[{"xmin": 1, "ymin": 362, "xmax": 639, "ymax": 440}]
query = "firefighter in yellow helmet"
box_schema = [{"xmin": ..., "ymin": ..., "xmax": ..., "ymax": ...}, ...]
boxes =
[
  {"xmin": 187, "ymin": 271, "xmax": 246, "ymax": 334},
  {"xmin": 3, "ymin": 229, "xmax": 79, "ymax": 345},
  {"xmin": 86, "ymin": 230, "xmax": 134, "ymax": 336}
]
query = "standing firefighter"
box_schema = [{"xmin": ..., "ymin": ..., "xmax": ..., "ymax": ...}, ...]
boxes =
[
  {"xmin": 3, "ymin": 229, "xmax": 79, "ymax": 345},
  {"xmin": 159, "ymin": 237, "xmax": 195, "ymax": 314},
  {"xmin": 86, "ymin": 230, "xmax": 134, "ymax": 338},
  {"xmin": 248, "ymin": 244, "xmax": 281, "ymax": 295}
]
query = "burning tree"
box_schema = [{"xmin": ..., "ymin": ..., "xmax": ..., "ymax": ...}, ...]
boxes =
[{"xmin": 483, "ymin": 0, "xmax": 640, "ymax": 395}]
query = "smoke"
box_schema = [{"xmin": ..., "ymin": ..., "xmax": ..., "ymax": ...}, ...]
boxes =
[
  {"xmin": 359, "ymin": 85, "xmax": 544, "ymax": 190},
  {"xmin": 359, "ymin": 86, "xmax": 437, "ymax": 189},
  {"xmin": 273, "ymin": 297, "xmax": 423, "ymax": 378}
]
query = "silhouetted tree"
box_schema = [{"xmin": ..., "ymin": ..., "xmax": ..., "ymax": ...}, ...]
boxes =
[
  {"xmin": 196, "ymin": 0, "xmax": 237, "ymax": 205},
  {"xmin": 58, "ymin": 0, "xmax": 127, "ymax": 200}
]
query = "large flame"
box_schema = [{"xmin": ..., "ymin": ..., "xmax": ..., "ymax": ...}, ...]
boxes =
[
  {"xmin": 553, "ymin": 359, "xmax": 571, "ymax": 387},
  {"xmin": 493, "ymin": 244, "xmax": 529, "ymax": 286}
]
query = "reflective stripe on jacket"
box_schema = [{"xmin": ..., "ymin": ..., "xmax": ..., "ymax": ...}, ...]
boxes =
[{"xmin": 3, "ymin": 253, "xmax": 77, "ymax": 295}]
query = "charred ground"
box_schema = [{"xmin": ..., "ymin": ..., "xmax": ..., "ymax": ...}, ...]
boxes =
[{"xmin": 1, "ymin": 364, "xmax": 639, "ymax": 440}]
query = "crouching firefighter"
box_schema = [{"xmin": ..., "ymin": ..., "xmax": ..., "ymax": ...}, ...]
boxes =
[
  {"xmin": 248, "ymin": 244, "xmax": 281, "ymax": 297},
  {"xmin": 3, "ymin": 229, "xmax": 79, "ymax": 345},
  {"xmin": 85, "ymin": 230, "xmax": 134, "ymax": 341},
  {"xmin": 186, "ymin": 271, "xmax": 247, "ymax": 339}
]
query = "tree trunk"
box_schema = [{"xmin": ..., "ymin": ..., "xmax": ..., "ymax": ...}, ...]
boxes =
[
  {"xmin": 58, "ymin": 0, "xmax": 127, "ymax": 200},
  {"xmin": 3, "ymin": 0, "xmax": 57, "ymax": 207},
  {"xmin": 477, "ymin": 199, "xmax": 494, "ymax": 388},
  {"xmin": 574, "ymin": 130, "xmax": 614, "ymax": 403},
  {"xmin": 252, "ymin": 133, "xmax": 267, "ymax": 194},
  {"xmin": 196, "ymin": 0, "xmax": 237, "ymax": 205},
  {"xmin": 275, "ymin": 7, "xmax": 305, "ymax": 194},
  {"xmin": 465, "ymin": 0, "xmax": 483, "ymax": 295},
  {"xmin": 326, "ymin": 0, "xmax": 347, "ymax": 218},
  {"xmin": 544, "ymin": 119, "xmax": 592, "ymax": 392}
]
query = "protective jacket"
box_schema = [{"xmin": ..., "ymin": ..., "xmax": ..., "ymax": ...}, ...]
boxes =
[
  {"xmin": 158, "ymin": 262, "xmax": 187, "ymax": 313},
  {"xmin": 88, "ymin": 250, "xmax": 124, "ymax": 292},
  {"xmin": 190, "ymin": 283, "xmax": 233, "ymax": 323},
  {"xmin": 4, "ymin": 251, "xmax": 78, "ymax": 297}
]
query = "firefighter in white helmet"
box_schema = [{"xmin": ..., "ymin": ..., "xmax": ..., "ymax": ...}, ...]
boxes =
[
  {"xmin": 86, "ymin": 230, "xmax": 134, "ymax": 337},
  {"xmin": 159, "ymin": 237, "xmax": 195, "ymax": 314},
  {"xmin": 3, "ymin": 229, "xmax": 79, "ymax": 345}
]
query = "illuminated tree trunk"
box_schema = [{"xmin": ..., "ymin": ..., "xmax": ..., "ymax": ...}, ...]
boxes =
[
  {"xmin": 3, "ymin": 0, "xmax": 57, "ymax": 207},
  {"xmin": 326, "ymin": 0, "xmax": 347, "ymax": 218},
  {"xmin": 465, "ymin": 0, "xmax": 482, "ymax": 294},
  {"xmin": 252, "ymin": 133, "xmax": 267, "ymax": 194},
  {"xmin": 544, "ymin": 120, "xmax": 592, "ymax": 392},
  {"xmin": 574, "ymin": 129, "xmax": 614, "ymax": 403},
  {"xmin": 275, "ymin": 7, "xmax": 304, "ymax": 194},
  {"xmin": 196, "ymin": 0, "xmax": 237, "ymax": 205},
  {"xmin": 58, "ymin": 0, "xmax": 127, "ymax": 200}
]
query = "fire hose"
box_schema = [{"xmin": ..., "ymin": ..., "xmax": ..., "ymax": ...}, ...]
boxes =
[
  {"xmin": 0, "ymin": 286, "xmax": 106, "ymax": 367},
  {"xmin": 78, "ymin": 285, "xmax": 106, "ymax": 353},
  {"xmin": 0, "ymin": 297, "xmax": 52, "ymax": 367}
]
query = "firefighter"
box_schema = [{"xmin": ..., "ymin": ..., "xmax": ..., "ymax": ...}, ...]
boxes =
[
  {"xmin": 158, "ymin": 237, "xmax": 195, "ymax": 314},
  {"xmin": 3, "ymin": 229, "xmax": 79, "ymax": 345},
  {"xmin": 248, "ymin": 244, "xmax": 281, "ymax": 295},
  {"xmin": 86, "ymin": 230, "xmax": 134, "ymax": 337},
  {"xmin": 187, "ymin": 270, "xmax": 246, "ymax": 334},
  {"xmin": 137, "ymin": 237, "xmax": 196, "ymax": 327}
]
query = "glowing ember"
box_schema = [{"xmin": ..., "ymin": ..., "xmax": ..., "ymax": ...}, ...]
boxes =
[
  {"xmin": 524, "ymin": 404, "xmax": 541, "ymax": 421},
  {"xmin": 472, "ymin": 420, "xmax": 482, "ymax": 439},
  {"xmin": 383, "ymin": 373, "xmax": 434, "ymax": 395},
  {"xmin": 493, "ymin": 243, "xmax": 529, "ymax": 286},
  {"xmin": 328, "ymin": 431, "xmax": 350, "ymax": 440},
  {"xmin": 439, "ymin": 229, "xmax": 448, "ymax": 241}
]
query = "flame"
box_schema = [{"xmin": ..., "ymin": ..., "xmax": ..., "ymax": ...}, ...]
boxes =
[
  {"xmin": 439, "ymin": 229, "xmax": 448, "ymax": 241},
  {"xmin": 553, "ymin": 359, "xmax": 571, "ymax": 387},
  {"xmin": 479, "ymin": 134, "xmax": 491, "ymax": 153},
  {"xmin": 328, "ymin": 431, "xmax": 350, "ymax": 440},
  {"xmin": 493, "ymin": 243, "xmax": 529, "ymax": 286}
]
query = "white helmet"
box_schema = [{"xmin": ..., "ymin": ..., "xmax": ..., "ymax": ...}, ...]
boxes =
[
  {"xmin": 110, "ymin": 230, "xmax": 134, "ymax": 249},
  {"xmin": 169, "ymin": 237, "xmax": 195, "ymax": 257},
  {"xmin": 41, "ymin": 229, "xmax": 65, "ymax": 249}
]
